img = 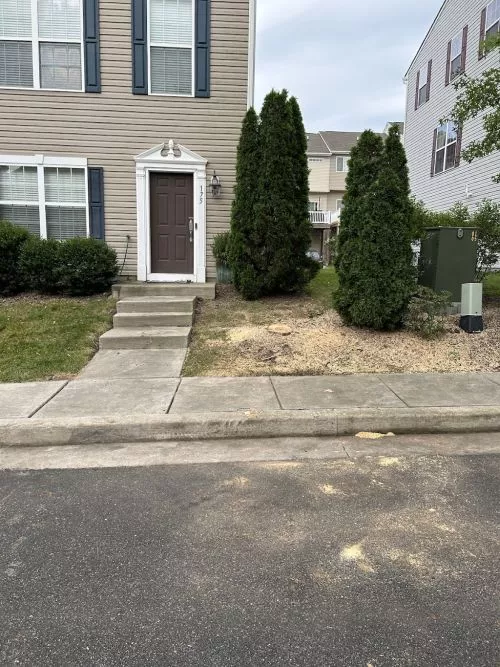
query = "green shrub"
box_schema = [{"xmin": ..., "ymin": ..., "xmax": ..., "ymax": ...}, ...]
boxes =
[
  {"xmin": 404, "ymin": 286, "xmax": 452, "ymax": 339},
  {"xmin": 57, "ymin": 237, "xmax": 118, "ymax": 296},
  {"xmin": 19, "ymin": 236, "xmax": 61, "ymax": 293},
  {"xmin": 0, "ymin": 220, "xmax": 31, "ymax": 295},
  {"xmin": 212, "ymin": 232, "xmax": 232, "ymax": 266}
]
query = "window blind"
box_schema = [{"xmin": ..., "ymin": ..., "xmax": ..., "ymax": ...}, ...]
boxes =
[
  {"xmin": 150, "ymin": 0, "xmax": 192, "ymax": 45},
  {"xmin": 150, "ymin": 46, "xmax": 192, "ymax": 94},
  {"xmin": 0, "ymin": 0, "xmax": 31, "ymax": 38},
  {"xmin": 38, "ymin": 0, "xmax": 82, "ymax": 40}
]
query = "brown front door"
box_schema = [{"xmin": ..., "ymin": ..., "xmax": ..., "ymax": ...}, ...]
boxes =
[{"xmin": 150, "ymin": 172, "xmax": 194, "ymax": 275}]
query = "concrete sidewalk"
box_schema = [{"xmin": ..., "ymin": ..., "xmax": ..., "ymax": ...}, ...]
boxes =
[
  {"xmin": 2, "ymin": 368, "xmax": 500, "ymax": 447},
  {"xmin": 3, "ymin": 370, "xmax": 500, "ymax": 420}
]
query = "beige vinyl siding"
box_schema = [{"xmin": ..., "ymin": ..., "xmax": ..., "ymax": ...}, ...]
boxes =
[
  {"xmin": 308, "ymin": 157, "xmax": 330, "ymax": 192},
  {"xmin": 404, "ymin": 0, "xmax": 500, "ymax": 212},
  {"xmin": 326, "ymin": 191, "xmax": 345, "ymax": 211},
  {"xmin": 329, "ymin": 156, "xmax": 348, "ymax": 191},
  {"xmin": 0, "ymin": 0, "xmax": 250, "ymax": 280}
]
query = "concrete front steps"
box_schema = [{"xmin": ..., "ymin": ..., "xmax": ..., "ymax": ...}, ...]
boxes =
[
  {"xmin": 112, "ymin": 282, "xmax": 215, "ymax": 300},
  {"xmin": 100, "ymin": 294, "xmax": 196, "ymax": 351}
]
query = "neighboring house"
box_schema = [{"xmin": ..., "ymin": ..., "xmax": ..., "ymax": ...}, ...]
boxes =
[
  {"xmin": 0, "ymin": 0, "xmax": 256, "ymax": 284},
  {"xmin": 306, "ymin": 131, "xmax": 361, "ymax": 261},
  {"xmin": 404, "ymin": 0, "xmax": 500, "ymax": 212}
]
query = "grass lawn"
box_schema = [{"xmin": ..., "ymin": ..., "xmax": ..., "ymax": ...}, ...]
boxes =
[
  {"xmin": 0, "ymin": 295, "xmax": 115, "ymax": 382},
  {"xmin": 484, "ymin": 272, "xmax": 500, "ymax": 298},
  {"xmin": 183, "ymin": 267, "xmax": 500, "ymax": 377}
]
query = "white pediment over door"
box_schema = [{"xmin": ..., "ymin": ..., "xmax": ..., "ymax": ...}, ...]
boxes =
[{"xmin": 135, "ymin": 141, "xmax": 208, "ymax": 167}]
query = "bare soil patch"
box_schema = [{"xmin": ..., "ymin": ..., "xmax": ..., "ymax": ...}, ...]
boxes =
[{"xmin": 183, "ymin": 285, "xmax": 500, "ymax": 376}]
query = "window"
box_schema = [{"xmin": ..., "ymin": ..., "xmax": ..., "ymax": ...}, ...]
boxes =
[
  {"xmin": 336, "ymin": 156, "xmax": 349, "ymax": 172},
  {"xmin": 450, "ymin": 32, "xmax": 463, "ymax": 80},
  {"xmin": 486, "ymin": 0, "xmax": 500, "ymax": 38},
  {"xmin": 149, "ymin": 0, "xmax": 194, "ymax": 95},
  {"xmin": 416, "ymin": 63, "xmax": 429, "ymax": 107},
  {"xmin": 336, "ymin": 199, "xmax": 344, "ymax": 211},
  {"xmin": 434, "ymin": 122, "xmax": 458, "ymax": 175},
  {"xmin": 308, "ymin": 201, "xmax": 319, "ymax": 212},
  {"xmin": 0, "ymin": 159, "xmax": 88, "ymax": 240},
  {"xmin": 0, "ymin": 0, "xmax": 83, "ymax": 91}
]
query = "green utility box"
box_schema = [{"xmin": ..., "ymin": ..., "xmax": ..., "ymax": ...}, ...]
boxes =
[{"xmin": 418, "ymin": 227, "xmax": 478, "ymax": 302}]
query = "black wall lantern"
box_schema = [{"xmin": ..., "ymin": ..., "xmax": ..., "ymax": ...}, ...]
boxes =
[{"xmin": 211, "ymin": 171, "xmax": 222, "ymax": 198}]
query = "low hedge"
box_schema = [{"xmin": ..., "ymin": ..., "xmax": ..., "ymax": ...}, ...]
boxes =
[
  {"xmin": 0, "ymin": 221, "xmax": 31, "ymax": 295},
  {"xmin": 1, "ymin": 220, "xmax": 118, "ymax": 296}
]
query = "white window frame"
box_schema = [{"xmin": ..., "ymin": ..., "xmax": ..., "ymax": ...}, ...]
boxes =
[
  {"xmin": 0, "ymin": 0, "xmax": 85, "ymax": 92},
  {"xmin": 336, "ymin": 156, "xmax": 349, "ymax": 172},
  {"xmin": 486, "ymin": 0, "xmax": 500, "ymax": 36},
  {"xmin": 336, "ymin": 199, "xmax": 344, "ymax": 211},
  {"xmin": 417, "ymin": 63, "xmax": 428, "ymax": 107},
  {"xmin": 147, "ymin": 0, "xmax": 196, "ymax": 97},
  {"xmin": 450, "ymin": 31, "xmax": 463, "ymax": 81},
  {"xmin": 0, "ymin": 154, "xmax": 89, "ymax": 238},
  {"xmin": 434, "ymin": 123, "xmax": 458, "ymax": 176}
]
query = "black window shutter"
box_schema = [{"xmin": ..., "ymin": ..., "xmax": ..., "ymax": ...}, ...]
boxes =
[
  {"xmin": 455, "ymin": 126, "xmax": 463, "ymax": 168},
  {"xmin": 426, "ymin": 59, "xmax": 432, "ymax": 102},
  {"xmin": 132, "ymin": 0, "xmax": 148, "ymax": 94},
  {"xmin": 88, "ymin": 168, "xmax": 105, "ymax": 240},
  {"xmin": 431, "ymin": 129, "xmax": 438, "ymax": 177},
  {"xmin": 445, "ymin": 40, "xmax": 451, "ymax": 85},
  {"xmin": 414, "ymin": 69, "xmax": 420, "ymax": 111},
  {"xmin": 83, "ymin": 0, "xmax": 101, "ymax": 92},
  {"xmin": 479, "ymin": 7, "xmax": 487, "ymax": 60},
  {"xmin": 461, "ymin": 25, "xmax": 468, "ymax": 73},
  {"xmin": 195, "ymin": 0, "xmax": 210, "ymax": 98}
]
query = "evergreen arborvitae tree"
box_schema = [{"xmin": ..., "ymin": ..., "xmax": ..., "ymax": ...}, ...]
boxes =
[
  {"xmin": 237, "ymin": 90, "xmax": 313, "ymax": 299},
  {"xmin": 288, "ymin": 95, "xmax": 314, "ymax": 269},
  {"xmin": 334, "ymin": 130, "xmax": 384, "ymax": 321},
  {"xmin": 228, "ymin": 107, "xmax": 260, "ymax": 292},
  {"xmin": 334, "ymin": 126, "xmax": 415, "ymax": 329}
]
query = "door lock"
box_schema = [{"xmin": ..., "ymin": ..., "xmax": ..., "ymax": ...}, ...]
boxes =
[{"xmin": 188, "ymin": 217, "xmax": 194, "ymax": 243}]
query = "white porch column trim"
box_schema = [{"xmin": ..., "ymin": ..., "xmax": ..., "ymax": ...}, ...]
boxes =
[{"xmin": 135, "ymin": 142, "xmax": 208, "ymax": 283}]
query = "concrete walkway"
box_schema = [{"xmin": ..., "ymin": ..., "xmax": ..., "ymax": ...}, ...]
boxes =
[{"xmin": 3, "ymin": 369, "xmax": 500, "ymax": 419}]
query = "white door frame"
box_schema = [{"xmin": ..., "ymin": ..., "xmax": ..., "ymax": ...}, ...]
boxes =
[{"xmin": 135, "ymin": 142, "xmax": 208, "ymax": 283}]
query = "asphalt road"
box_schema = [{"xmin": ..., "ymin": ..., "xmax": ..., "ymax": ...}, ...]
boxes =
[{"xmin": 1, "ymin": 455, "xmax": 499, "ymax": 666}]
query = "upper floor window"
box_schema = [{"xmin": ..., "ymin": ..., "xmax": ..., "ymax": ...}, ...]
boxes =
[
  {"xmin": 336, "ymin": 199, "xmax": 344, "ymax": 211},
  {"xmin": 450, "ymin": 32, "xmax": 463, "ymax": 79},
  {"xmin": 486, "ymin": 0, "xmax": 500, "ymax": 37},
  {"xmin": 415, "ymin": 60, "xmax": 432, "ymax": 109},
  {"xmin": 0, "ymin": 160, "xmax": 87, "ymax": 240},
  {"xmin": 0, "ymin": 0, "xmax": 83, "ymax": 91},
  {"xmin": 433, "ymin": 122, "xmax": 459, "ymax": 175},
  {"xmin": 308, "ymin": 201, "xmax": 319, "ymax": 212},
  {"xmin": 149, "ymin": 0, "xmax": 194, "ymax": 96},
  {"xmin": 336, "ymin": 156, "xmax": 349, "ymax": 172}
]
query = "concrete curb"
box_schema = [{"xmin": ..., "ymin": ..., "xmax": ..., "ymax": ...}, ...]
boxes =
[{"xmin": 2, "ymin": 406, "xmax": 500, "ymax": 448}]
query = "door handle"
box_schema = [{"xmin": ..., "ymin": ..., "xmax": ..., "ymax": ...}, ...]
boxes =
[{"xmin": 188, "ymin": 217, "xmax": 194, "ymax": 243}]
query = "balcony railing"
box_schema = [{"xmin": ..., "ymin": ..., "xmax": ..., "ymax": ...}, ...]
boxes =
[{"xmin": 309, "ymin": 210, "xmax": 333, "ymax": 224}]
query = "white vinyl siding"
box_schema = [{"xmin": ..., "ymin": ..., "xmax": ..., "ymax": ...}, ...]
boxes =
[
  {"xmin": 149, "ymin": 0, "xmax": 194, "ymax": 96},
  {"xmin": 0, "ymin": 0, "xmax": 83, "ymax": 91},
  {"xmin": 0, "ymin": 162, "xmax": 88, "ymax": 239},
  {"xmin": 405, "ymin": 0, "xmax": 500, "ymax": 213}
]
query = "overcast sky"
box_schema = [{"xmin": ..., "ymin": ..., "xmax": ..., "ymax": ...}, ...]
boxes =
[{"xmin": 254, "ymin": 0, "xmax": 444, "ymax": 133}]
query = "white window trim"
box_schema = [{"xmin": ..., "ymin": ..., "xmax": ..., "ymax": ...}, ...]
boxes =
[
  {"xmin": 450, "ymin": 30, "xmax": 463, "ymax": 80},
  {"xmin": 486, "ymin": 0, "xmax": 500, "ymax": 32},
  {"xmin": 147, "ymin": 0, "xmax": 196, "ymax": 98},
  {"xmin": 336, "ymin": 157, "xmax": 349, "ymax": 173},
  {"xmin": 0, "ymin": 0, "xmax": 85, "ymax": 92},
  {"xmin": 434, "ymin": 123, "xmax": 458, "ymax": 175},
  {"xmin": 0, "ymin": 154, "xmax": 89, "ymax": 239},
  {"xmin": 135, "ymin": 143, "xmax": 207, "ymax": 283},
  {"xmin": 336, "ymin": 199, "xmax": 344, "ymax": 211}
]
